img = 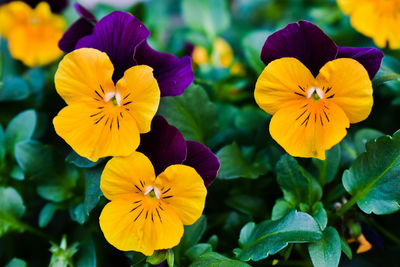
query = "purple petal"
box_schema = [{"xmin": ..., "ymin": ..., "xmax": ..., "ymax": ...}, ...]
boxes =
[
  {"xmin": 137, "ymin": 116, "xmax": 187, "ymax": 175},
  {"xmin": 183, "ymin": 141, "xmax": 220, "ymax": 187},
  {"xmin": 261, "ymin": 20, "xmax": 337, "ymax": 76},
  {"xmin": 134, "ymin": 41, "xmax": 194, "ymax": 96},
  {"xmin": 58, "ymin": 4, "xmax": 96, "ymax": 53},
  {"xmin": 76, "ymin": 11, "xmax": 150, "ymax": 82},
  {"xmin": 336, "ymin": 46, "xmax": 384, "ymax": 79}
]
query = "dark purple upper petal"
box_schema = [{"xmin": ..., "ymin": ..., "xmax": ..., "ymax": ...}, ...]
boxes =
[
  {"xmin": 138, "ymin": 116, "xmax": 187, "ymax": 176},
  {"xmin": 183, "ymin": 141, "xmax": 220, "ymax": 187},
  {"xmin": 261, "ymin": 20, "xmax": 337, "ymax": 76},
  {"xmin": 336, "ymin": 46, "xmax": 384, "ymax": 80},
  {"xmin": 58, "ymin": 4, "xmax": 97, "ymax": 53},
  {"xmin": 76, "ymin": 11, "xmax": 150, "ymax": 82},
  {"xmin": 134, "ymin": 41, "xmax": 194, "ymax": 97}
]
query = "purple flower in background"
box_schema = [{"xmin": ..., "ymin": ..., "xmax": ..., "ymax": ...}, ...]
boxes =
[
  {"xmin": 2, "ymin": 0, "xmax": 68, "ymax": 13},
  {"xmin": 59, "ymin": 5, "xmax": 194, "ymax": 96},
  {"xmin": 138, "ymin": 116, "xmax": 220, "ymax": 187},
  {"xmin": 261, "ymin": 20, "xmax": 383, "ymax": 79}
]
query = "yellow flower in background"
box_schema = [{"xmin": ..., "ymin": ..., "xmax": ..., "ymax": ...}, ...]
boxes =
[
  {"xmin": 337, "ymin": 0, "xmax": 400, "ymax": 49},
  {"xmin": 53, "ymin": 48, "xmax": 160, "ymax": 162},
  {"xmin": 212, "ymin": 38, "xmax": 234, "ymax": 67},
  {"xmin": 0, "ymin": 1, "xmax": 66, "ymax": 66},
  {"xmin": 255, "ymin": 58, "xmax": 373, "ymax": 160},
  {"xmin": 99, "ymin": 152, "xmax": 207, "ymax": 255}
]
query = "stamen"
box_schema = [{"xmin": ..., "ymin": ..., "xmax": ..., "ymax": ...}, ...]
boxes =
[
  {"xmin": 144, "ymin": 185, "xmax": 161, "ymax": 199},
  {"xmin": 307, "ymin": 87, "xmax": 324, "ymax": 101}
]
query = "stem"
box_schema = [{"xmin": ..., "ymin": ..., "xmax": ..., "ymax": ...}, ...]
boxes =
[{"xmin": 336, "ymin": 195, "xmax": 359, "ymax": 217}]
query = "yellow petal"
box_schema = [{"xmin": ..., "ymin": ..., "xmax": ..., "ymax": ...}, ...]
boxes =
[
  {"xmin": 99, "ymin": 198, "xmax": 183, "ymax": 255},
  {"xmin": 100, "ymin": 152, "xmax": 156, "ymax": 200},
  {"xmin": 53, "ymin": 102, "xmax": 140, "ymax": 162},
  {"xmin": 269, "ymin": 99, "xmax": 350, "ymax": 160},
  {"xmin": 356, "ymin": 234, "xmax": 372, "ymax": 254},
  {"xmin": 255, "ymin": 57, "xmax": 315, "ymax": 115},
  {"xmin": 55, "ymin": 48, "xmax": 115, "ymax": 105},
  {"xmin": 317, "ymin": 58, "xmax": 373, "ymax": 123},
  {"xmin": 0, "ymin": 1, "xmax": 31, "ymax": 38},
  {"xmin": 116, "ymin": 65, "xmax": 160, "ymax": 133},
  {"xmin": 155, "ymin": 165, "xmax": 207, "ymax": 225},
  {"xmin": 213, "ymin": 38, "xmax": 234, "ymax": 67}
]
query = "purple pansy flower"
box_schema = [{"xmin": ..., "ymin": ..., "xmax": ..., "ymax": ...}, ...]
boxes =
[
  {"xmin": 261, "ymin": 20, "xmax": 383, "ymax": 79},
  {"xmin": 2, "ymin": 0, "xmax": 68, "ymax": 13},
  {"xmin": 58, "ymin": 5, "xmax": 194, "ymax": 96},
  {"xmin": 138, "ymin": 116, "xmax": 220, "ymax": 187}
]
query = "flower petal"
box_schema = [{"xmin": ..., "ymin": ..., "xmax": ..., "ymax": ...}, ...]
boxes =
[
  {"xmin": 138, "ymin": 116, "xmax": 187, "ymax": 175},
  {"xmin": 54, "ymin": 48, "xmax": 115, "ymax": 105},
  {"xmin": 53, "ymin": 102, "xmax": 141, "ymax": 162},
  {"xmin": 269, "ymin": 100, "xmax": 350, "ymax": 160},
  {"xmin": 134, "ymin": 41, "xmax": 194, "ymax": 96},
  {"xmin": 99, "ymin": 198, "xmax": 183, "ymax": 255},
  {"xmin": 156, "ymin": 165, "xmax": 207, "ymax": 225},
  {"xmin": 76, "ymin": 11, "xmax": 150, "ymax": 82},
  {"xmin": 183, "ymin": 141, "xmax": 220, "ymax": 187},
  {"xmin": 0, "ymin": 1, "xmax": 31, "ymax": 38},
  {"xmin": 100, "ymin": 152, "xmax": 155, "ymax": 200},
  {"xmin": 116, "ymin": 65, "xmax": 160, "ymax": 133},
  {"xmin": 317, "ymin": 58, "xmax": 373, "ymax": 123},
  {"xmin": 254, "ymin": 57, "xmax": 315, "ymax": 115},
  {"xmin": 261, "ymin": 20, "xmax": 337, "ymax": 76},
  {"xmin": 337, "ymin": 46, "xmax": 384, "ymax": 79},
  {"xmin": 58, "ymin": 4, "xmax": 96, "ymax": 53}
]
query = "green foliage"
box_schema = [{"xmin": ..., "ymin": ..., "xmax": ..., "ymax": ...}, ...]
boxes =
[
  {"xmin": 66, "ymin": 151, "xmax": 103, "ymax": 168},
  {"xmin": 0, "ymin": 187, "xmax": 26, "ymax": 237},
  {"xmin": 182, "ymin": 0, "xmax": 231, "ymax": 39},
  {"xmin": 242, "ymin": 31, "xmax": 268, "ymax": 74},
  {"xmin": 312, "ymin": 145, "xmax": 341, "ymax": 185},
  {"xmin": 5, "ymin": 258, "xmax": 27, "ymax": 267},
  {"xmin": 4, "ymin": 110, "xmax": 37, "ymax": 153},
  {"xmin": 14, "ymin": 140, "xmax": 52, "ymax": 178},
  {"xmin": 0, "ymin": 77, "xmax": 30, "ymax": 102},
  {"xmin": 308, "ymin": 227, "xmax": 341, "ymax": 267},
  {"xmin": 217, "ymin": 142, "xmax": 269, "ymax": 179},
  {"xmin": 189, "ymin": 252, "xmax": 251, "ymax": 267},
  {"xmin": 342, "ymin": 130, "xmax": 400, "ymax": 214},
  {"xmin": 234, "ymin": 210, "xmax": 322, "ymax": 261},
  {"xmin": 158, "ymin": 84, "xmax": 217, "ymax": 144}
]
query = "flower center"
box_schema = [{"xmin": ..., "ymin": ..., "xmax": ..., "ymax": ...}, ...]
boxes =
[
  {"xmin": 144, "ymin": 185, "xmax": 161, "ymax": 199},
  {"xmin": 307, "ymin": 87, "xmax": 324, "ymax": 102},
  {"xmin": 104, "ymin": 91, "xmax": 122, "ymax": 107}
]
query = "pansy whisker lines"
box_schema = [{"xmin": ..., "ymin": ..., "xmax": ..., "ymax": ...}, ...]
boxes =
[
  {"xmin": 135, "ymin": 185, "xmax": 142, "ymax": 192},
  {"xmin": 134, "ymin": 209, "xmax": 144, "ymax": 222},
  {"xmin": 294, "ymin": 92, "xmax": 305, "ymax": 97},
  {"xmin": 129, "ymin": 204, "xmax": 142, "ymax": 213}
]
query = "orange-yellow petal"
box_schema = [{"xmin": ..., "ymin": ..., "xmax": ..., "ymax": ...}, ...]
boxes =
[
  {"xmin": 317, "ymin": 58, "xmax": 373, "ymax": 123},
  {"xmin": 116, "ymin": 65, "xmax": 160, "ymax": 133},
  {"xmin": 155, "ymin": 165, "xmax": 207, "ymax": 225},
  {"xmin": 0, "ymin": 1, "xmax": 65, "ymax": 66},
  {"xmin": 55, "ymin": 48, "xmax": 115, "ymax": 105},
  {"xmin": 213, "ymin": 38, "xmax": 234, "ymax": 67},
  {"xmin": 99, "ymin": 197, "xmax": 183, "ymax": 255},
  {"xmin": 53, "ymin": 102, "xmax": 140, "ymax": 162},
  {"xmin": 269, "ymin": 100, "xmax": 349, "ymax": 160},
  {"xmin": 255, "ymin": 57, "xmax": 315, "ymax": 115},
  {"xmin": 100, "ymin": 152, "xmax": 156, "ymax": 201}
]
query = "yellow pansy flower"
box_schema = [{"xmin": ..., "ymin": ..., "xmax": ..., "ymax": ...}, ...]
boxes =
[
  {"xmin": 338, "ymin": 0, "xmax": 400, "ymax": 49},
  {"xmin": 99, "ymin": 151, "xmax": 207, "ymax": 255},
  {"xmin": 0, "ymin": 1, "xmax": 66, "ymax": 66},
  {"xmin": 53, "ymin": 48, "xmax": 160, "ymax": 162}
]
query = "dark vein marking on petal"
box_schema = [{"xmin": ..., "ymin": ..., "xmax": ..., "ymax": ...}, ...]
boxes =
[
  {"xmin": 123, "ymin": 93, "xmax": 130, "ymax": 100},
  {"xmin": 134, "ymin": 208, "xmax": 144, "ymax": 221},
  {"xmin": 320, "ymin": 115, "xmax": 324, "ymax": 126},
  {"xmin": 145, "ymin": 210, "xmax": 148, "ymax": 219},
  {"xmin": 295, "ymin": 92, "xmax": 305, "ymax": 97},
  {"xmin": 94, "ymin": 115, "xmax": 105, "ymax": 124},
  {"xmin": 117, "ymin": 116, "xmax": 120, "ymax": 130},
  {"xmin": 109, "ymin": 119, "xmax": 113, "ymax": 130},
  {"xmin": 163, "ymin": 188, "xmax": 171, "ymax": 194},
  {"xmin": 99, "ymin": 84, "xmax": 104, "ymax": 94},
  {"xmin": 95, "ymin": 90, "xmax": 102, "ymax": 99},
  {"xmin": 327, "ymin": 94, "xmax": 335, "ymax": 99},
  {"xmin": 301, "ymin": 113, "xmax": 310, "ymax": 127},
  {"xmin": 156, "ymin": 208, "xmax": 162, "ymax": 223},
  {"xmin": 163, "ymin": 195, "xmax": 173, "ymax": 199},
  {"xmin": 123, "ymin": 101, "xmax": 132, "ymax": 106},
  {"xmin": 140, "ymin": 180, "xmax": 144, "ymax": 188},
  {"xmin": 90, "ymin": 111, "xmax": 102, "ymax": 117},
  {"xmin": 298, "ymin": 85, "xmax": 305, "ymax": 92},
  {"xmin": 120, "ymin": 112, "xmax": 124, "ymax": 118},
  {"xmin": 296, "ymin": 109, "xmax": 307, "ymax": 121},
  {"xmin": 323, "ymin": 110, "xmax": 330, "ymax": 122},
  {"xmin": 325, "ymin": 87, "xmax": 332, "ymax": 94},
  {"xmin": 151, "ymin": 212, "xmax": 154, "ymax": 223},
  {"xmin": 135, "ymin": 185, "xmax": 142, "ymax": 192},
  {"xmin": 158, "ymin": 203, "xmax": 164, "ymax": 211},
  {"xmin": 133, "ymin": 200, "xmax": 142, "ymax": 204},
  {"xmin": 129, "ymin": 204, "xmax": 142, "ymax": 213}
]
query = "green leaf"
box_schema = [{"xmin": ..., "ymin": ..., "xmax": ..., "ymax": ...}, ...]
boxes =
[
  {"xmin": 182, "ymin": 0, "xmax": 231, "ymax": 39},
  {"xmin": 66, "ymin": 151, "xmax": 104, "ymax": 168},
  {"xmin": 24, "ymin": 68, "xmax": 45, "ymax": 93},
  {"xmin": 5, "ymin": 258, "xmax": 27, "ymax": 267},
  {"xmin": 225, "ymin": 194, "xmax": 265, "ymax": 217},
  {"xmin": 0, "ymin": 187, "xmax": 26, "ymax": 237},
  {"xmin": 0, "ymin": 124, "xmax": 5, "ymax": 160},
  {"xmin": 4, "ymin": 109, "xmax": 37, "ymax": 152},
  {"xmin": 158, "ymin": 84, "xmax": 217, "ymax": 144},
  {"xmin": 353, "ymin": 128, "xmax": 384, "ymax": 155},
  {"xmin": 76, "ymin": 234, "xmax": 97, "ymax": 267},
  {"xmin": 14, "ymin": 140, "xmax": 53, "ymax": 178},
  {"xmin": 271, "ymin": 199, "xmax": 294, "ymax": 220},
  {"xmin": 234, "ymin": 210, "xmax": 322, "ymax": 261},
  {"xmin": 234, "ymin": 105, "xmax": 270, "ymax": 133},
  {"xmin": 340, "ymin": 238, "xmax": 352, "ymax": 260},
  {"xmin": 312, "ymin": 145, "xmax": 341, "ymax": 185},
  {"xmin": 0, "ymin": 76, "xmax": 30, "ymax": 101},
  {"xmin": 180, "ymin": 215, "xmax": 207, "ymax": 252},
  {"xmin": 311, "ymin": 202, "xmax": 327, "ymax": 231},
  {"xmin": 242, "ymin": 30, "xmax": 268, "ymax": 74},
  {"xmin": 276, "ymin": 154, "xmax": 322, "ymax": 206},
  {"xmin": 185, "ymin": 243, "xmax": 213, "ymax": 261},
  {"xmin": 10, "ymin": 165, "xmax": 25, "ymax": 181},
  {"xmin": 342, "ymin": 130, "xmax": 400, "ymax": 214},
  {"xmin": 308, "ymin": 227, "xmax": 341, "ymax": 267},
  {"xmin": 217, "ymin": 143, "xmax": 269, "ymax": 179},
  {"xmin": 189, "ymin": 252, "xmax": 251, "ymax": 267},
  {"xmin": 38, "ymin": 203, "xmax": 57, "ymax": 228}
]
